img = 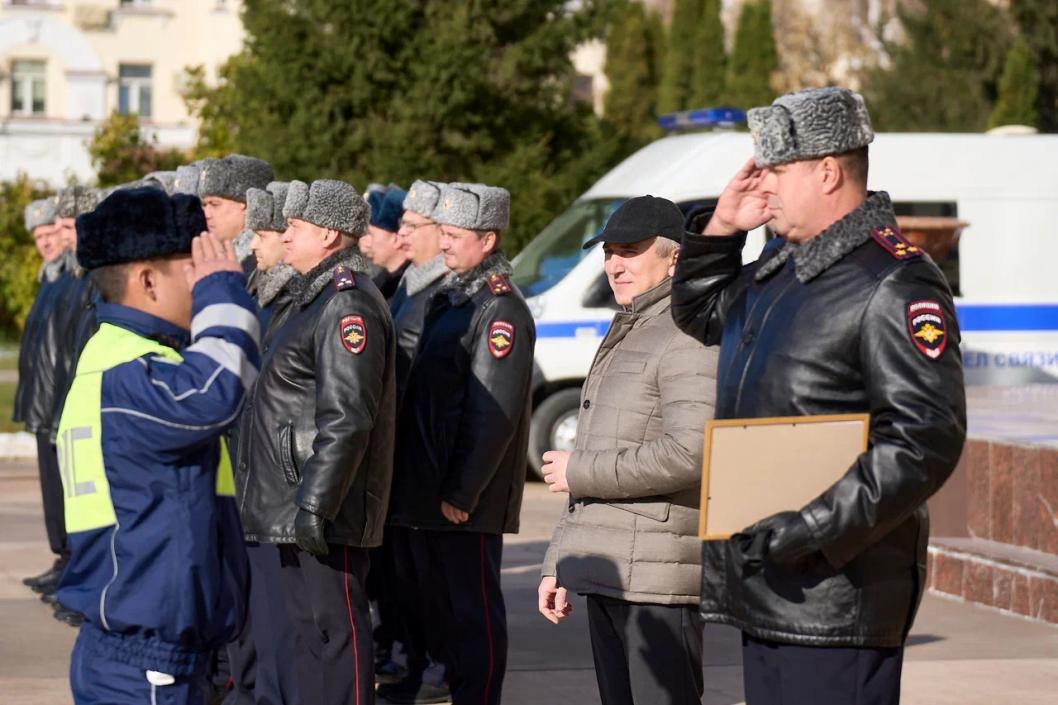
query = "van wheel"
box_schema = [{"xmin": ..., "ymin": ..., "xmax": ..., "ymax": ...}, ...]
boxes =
[{"xmin": 528, "ymin": 388, "xmax": 582, "ymax": 480}]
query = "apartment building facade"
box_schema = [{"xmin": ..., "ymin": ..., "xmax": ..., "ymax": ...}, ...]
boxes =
[{"xmin": 0, "ymin": 0, "xmax": 243, "ymax": 185}]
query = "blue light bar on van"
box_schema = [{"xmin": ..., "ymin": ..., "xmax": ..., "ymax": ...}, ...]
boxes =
[{"xmin": 657, "ymin": 107, "xmax": 746, "ymax": 131}]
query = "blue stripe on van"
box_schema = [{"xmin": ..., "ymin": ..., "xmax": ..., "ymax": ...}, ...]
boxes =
[
  {"xmin": 955, "ymin": 304, "xmax": 1058, "ymax": 332},
  {"xmin": 533, "ymin": 305, "xmax": 1058, "ymax": 338}
]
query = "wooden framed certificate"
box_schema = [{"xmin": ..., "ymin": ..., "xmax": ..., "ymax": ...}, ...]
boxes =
[{"xmin": 698, "ymin": 414, "xmax": 870, "ymax": 540}]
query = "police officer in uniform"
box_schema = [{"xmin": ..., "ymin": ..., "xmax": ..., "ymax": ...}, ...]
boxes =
[
  {"xmin": 16, "ymin": 197, "xmax": 67, "ymax": 593},
  {"xmin": 388, "ymin": 180, "xmax": 450, "ymax": 402},
  {"xmin": 389, "ymin": 183, "xmax": 535, "ymax": 705},
  {"xmin": 365, "ymin": 187, "xmax": 411, "ymax": 299},
  {"xmin": 671, "ymin": 87, "xmax": 966, "ymax": 705},
  {"xmin": 231, "ymin": 180, "xmax": 299, "ymax": 705},
  {"xmin": 56, "ymin": 187, "xmax": 259, "ymax": 704},
  {"xmin": 246, "ymin": 182, "xmax": 298, "ymax": 339},
  {"xmin": 376, "ymin": 180, "xmax": 453, "ymax": 705},
  {"xmin": 196, "ymin": 154, "xmax": 275, "ymax": 274},
  {"xmin": 239, "ymin": 179, "xmax": 396, "ymax": 705}
]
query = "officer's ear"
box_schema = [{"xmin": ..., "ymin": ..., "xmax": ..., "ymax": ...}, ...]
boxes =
[
  {"xmin": 818, "ymin": 156, "xmax": 843, "ymax": 195},
  {"xmin": 479, "ymin": 230, "xmax": 498, "ymax": 255},
  {"xmin": 320, "ymin": 227, "xmax": 343, "ymax": 248},
  {"xmin": 128, "ymin": 262, "xmax": 157, "ymax": 302}
]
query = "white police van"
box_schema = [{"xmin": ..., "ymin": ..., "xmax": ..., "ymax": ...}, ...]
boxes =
[{"xmin": 513, "ymin": 120, "xmax": 1058, "ymax": 476}]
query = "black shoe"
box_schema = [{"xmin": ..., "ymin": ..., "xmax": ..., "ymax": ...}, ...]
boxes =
[
  {"xmin": 53, "ymin": 607, "xmax": 84, "ymax": 627},
  {"xmin": 23, "ymin": 558, "xmax": 64, "ymax": 590},
  {"xmin": 375, "ymin": 658, "xmax": 408, "ymax": 686},
  {"xmin": 40, "ymin": 591, "xmax": 60, "ymax": 606},
  {"xmin": 377, "ymin": 679, "xmax": 451, "ymax": 704}
]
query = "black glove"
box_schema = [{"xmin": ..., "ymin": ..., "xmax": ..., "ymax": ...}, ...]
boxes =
[
  {"xmin": 745, "ymin": 510, "xmax": 818, "ymax": 567},
  {"xmin": 294, "ymin": 508, "xmax": 329, "ymax": 556}
]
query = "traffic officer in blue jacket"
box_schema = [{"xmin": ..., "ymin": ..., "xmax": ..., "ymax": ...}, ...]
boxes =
[{"xmin": 56, "ymin": 186, "xmax": 260, "ymax": 705}]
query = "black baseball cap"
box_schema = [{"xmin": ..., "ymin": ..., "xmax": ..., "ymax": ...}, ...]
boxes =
[{"xmin": 582, "ymin": 195, "xmax": 684, "ymax": 250}]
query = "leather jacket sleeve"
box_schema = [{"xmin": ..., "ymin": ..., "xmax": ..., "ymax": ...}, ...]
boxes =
[
  {"xmin": 801, "ymin": 261, "xmax": 967, "ymax": 570},
  {"xmin": 671, "ymin": 231, "xmax": 748, "ymax": 345},
  {"xmin": 296, "ymin": 293, "xmax": 389, "ymax": 521},
  {"xmin": 440, "ymin": 297, "xmax": 535, "ymax": 514},
  {"xmin": 566, "ymin": 330, "xmax": 715, "ymax": 500}
]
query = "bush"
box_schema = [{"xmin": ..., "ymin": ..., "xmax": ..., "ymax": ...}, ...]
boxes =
[{"xmin": 0, "ymin": 175, "xmax": 51, "ymax": 334}]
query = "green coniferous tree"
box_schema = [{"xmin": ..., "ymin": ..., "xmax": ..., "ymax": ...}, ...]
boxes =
[
  {"xmin": 863, "ymin": 0, "xmax": 1012, "ymax": 132},
  {"xmin": 988, "ymin": 38, "xmax": 1041, "ymax": 129},
  {"xmin": 725, "ymin": 0, "xmax": 779, "ymax": 110},
  {"xmin": 1010, "ymin": 0, "xmax": 1058, "ymax": 132},
  {"xmin": 604, "ymin": 2, "xmax": 662, "ymax": 140},
  {"xmin": 688, "ymin": 0, "xmax": 726, "ymax": 108},
  {"xmin": 657, "ymin": 0, "xmax": 702, "ymax": 113}
]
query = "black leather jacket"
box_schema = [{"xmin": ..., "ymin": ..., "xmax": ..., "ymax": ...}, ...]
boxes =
[
  {"xmin": 388, "ymin": 256, "xmax": 448, "ymax": 405},
  {"xmin": 237, "ymin": 249, "xmax": 396, "ymax": 547},
  {"xmin": 388, "ymin": 254, "xmax": 535, "ymax": 535},
  {"xmin": 22, "ymin": 254, "xmax": 77, "ymax": 434},
  {"xmin": 672, "ymin": 193, "xmax": 966, "ymax": 647},
  {"xmin": 13, "ymin": 259, "xmax": 66, "ymax": 425}
]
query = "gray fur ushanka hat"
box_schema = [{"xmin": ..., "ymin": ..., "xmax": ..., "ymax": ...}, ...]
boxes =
[
  {"xmin": 283, "ymin": 179, "xmax": 369, "ymax": 236},
  {"xmin": 246, "ymin": 181, "xmax": 290, "ymax": 232},
  {"xmin": 141, "ymin": 171, "xmax": 177, "ymax": 194},
  {"xmin": 173, "ymin": 162, "xmax": 204, "ymax": 196},
  {"xmin": 197, "ymin": 154, "xmax": 274, "ymax": 203},
  {"xmin": 432, "ymin": 182, "xmax": 510, "ymax": 231},
  {"xmin": 25, "ymin": 198, "xmax": 57, "ymax": 232},
  {"xmin": 403, "ymin": 180, "xmax": 445, "ymax": 219},
  {"xmin": 56, "ymin": 186, "xmax": 105, "ymax": 219},
  {"xmin": 747, "ymin": 87, "xmax": 874, "ymax": 167}
]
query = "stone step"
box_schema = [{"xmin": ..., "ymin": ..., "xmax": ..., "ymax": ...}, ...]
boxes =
[{"xmin": 928, "ymin": 537, "xmax": 1058, "ymax": 625}]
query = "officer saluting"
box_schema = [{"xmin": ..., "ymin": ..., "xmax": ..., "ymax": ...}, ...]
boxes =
[
  {"xmin": 239, "ymin": 179, "xmax": 395, "ymax": 705},
  {"xmin": 390, "ymin": 183, "xmax": 535, "ymax": 705},
  {"xmin": 55, "ymin": 187, "xmax": 259, "ymax": 704},
  {"xmin": 671, "ymin": 87, "xmax": 966, "ymax": 704}
]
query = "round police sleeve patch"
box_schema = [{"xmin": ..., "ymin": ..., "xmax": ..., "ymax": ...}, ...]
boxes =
[
  {"xmin": 340, "ymin": 315, "xmax": 367, "ymax": 354},
  {"xmin": 488, "ymin": 321, "xmax": 515, "ymax": 359},
  {"xmin": 906, "ymin": 300, "xmax": 947, "ymax": 360}
]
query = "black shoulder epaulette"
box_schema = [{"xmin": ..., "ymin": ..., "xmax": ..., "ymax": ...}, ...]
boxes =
[
  {"xmin": 333, "ymin": 265, "xmax": 357, "ymax": 291},
  {"xmin": 871, "ymin": 226, "xmax": 922, "ymax": 261},
  {"xmin": 486, "ymin": 272, "xmax": 513, "ymax": 296}
]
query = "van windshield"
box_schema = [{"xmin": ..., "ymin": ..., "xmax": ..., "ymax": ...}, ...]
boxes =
[{"xmin": 512, "ymin": 199, "xmax": 624, "ymax": 297}]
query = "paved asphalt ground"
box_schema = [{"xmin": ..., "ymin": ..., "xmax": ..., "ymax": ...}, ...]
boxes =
[{"xmin": 2, "ymin": 459, "xmax": 1057, "ymax": 704}]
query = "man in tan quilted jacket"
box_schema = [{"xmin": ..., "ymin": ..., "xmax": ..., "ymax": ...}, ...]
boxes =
[{"xmin": 538, "ymin": 195, "xmax": 719, "ymax": 705}]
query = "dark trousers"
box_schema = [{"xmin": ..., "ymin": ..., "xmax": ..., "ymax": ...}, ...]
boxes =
[
  {"xmin": 585, "ymin": 594, "xmax": 703, "ymax": 705},
  {"xmin": 742, "ymin": 633, "xmax": 904, "ymax": 705},
  {"xmin": 71, "ymin": 628, "xmax": 208, "ymax": 705},
  {"xmin": 278, "ymin": 544, "xmax": 374, "ymax": 705},
  {"xmin": 36, "ymin": 432, "xmax": 67, "ymax": 557},
  {"xmin": 242, "ymin": 543, "xmax": 300, "ymax": 705},
  {"xmin": 408, "ymin": 529, "xmax": 507, "ymax": 705},
  {"xmin": 368, "ymin": 532, "xmax": 406, "ymax": 661},
  {"xmin": 385, "ymin": 526, "xmax": 431, "ymax": 678}
]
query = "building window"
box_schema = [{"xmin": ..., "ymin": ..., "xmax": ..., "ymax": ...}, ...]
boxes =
[
  {"xmin": 10, "ymin": 60, "xmax": 46, "ymax": 116},
  {"xmin": 118, "ymin": 64, "xmax": 152, "ymax": 118}
]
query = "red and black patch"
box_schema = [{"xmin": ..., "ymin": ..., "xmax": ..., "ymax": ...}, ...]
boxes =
[
  {"xmin": 906, "ymin": 300, "xmax": 947, "ymax": 360},
  {"xmin": 488, "ymin": 321, "xmax": 515, "ymax": 359},
  {"xmin": 871, "ymin": 226, "xmax": 922, "ymax": 261},
  {"xmin": 333, "ymin": 266, "xmax": 356, "ymax": 291},
  {"xmin": 486, "ymin": 273, "xmax": 513, "ymax": 296},
  {"xmin": 339, "ymin": 315, "xmax": 367, "ymax": 354}
]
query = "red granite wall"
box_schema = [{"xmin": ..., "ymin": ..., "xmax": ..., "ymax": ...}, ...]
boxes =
[{"xmin": 926, "ymin": 438, "xmax": 1058, "ymax": 624}]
